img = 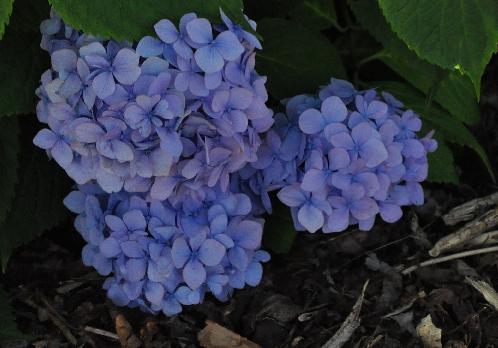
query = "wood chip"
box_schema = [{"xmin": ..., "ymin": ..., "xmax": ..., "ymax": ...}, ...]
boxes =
[
  {"xmin": 443, "ymin": 192, "xmax": 498, "ymax": 226},
  {"xmin": 321, "ymin": 280, "xmax": 369, "ymax": 348},
  {"xmin": 416, "ymin": 315, "xmax": 442, "ymax": 348},
  {"xmin": 115, "ymin": 314, "xmax": 141, "ymax": 348},
  {"xmin": 465, "ymin": 276, "xmax": 498, "ymax": 312},
  {"xmin": 198, "ymin": 320, "xmax": 261, "ymax": 348},
  {"xmin": 430, "ymin": 207, "xmax": 498, "ymax": 257}
]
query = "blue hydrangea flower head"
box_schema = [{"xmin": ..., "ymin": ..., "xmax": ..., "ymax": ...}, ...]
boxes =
[
  {"xmin": 35, "ymin": 9, "xmax": 271, "ymax": 316},
  {"xmin": 244, "ymin": 78, "xmax": 437, "ymax": 234}
]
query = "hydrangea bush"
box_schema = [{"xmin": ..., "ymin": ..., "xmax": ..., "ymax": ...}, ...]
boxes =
[{"xmin": 32, "ymin": 9, "xmax": 436, "ymax": 316}]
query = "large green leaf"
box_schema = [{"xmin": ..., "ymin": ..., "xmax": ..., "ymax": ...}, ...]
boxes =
[
  {"xmin": 0, "ymin": 288, "xmax": 25, "ymax": 342},
  {"xmin": 0, "ymin": 117, "xmax": 20, "ymax": 228},
  {"xmin": 349, "ymin": 0, "xmax": 480, "ymax": 125},
  {"xmin": 48, "ymin": 0, "xmax": 252, "ymax": 42},
  {"xmin": 0, "ymin": 0, "xmax": 14, "ymax": 39},
  {"xmin": 0, "ymin": 142, "xmax": 71, "ymax": 271},
  {"xmin": 256, "ymin": 18, "xmax": 346, "ymax": 100},
  {"xmin": 288, "ymin": 0, "xmax": 338, "ymax": 31},
  {"xmin": 427, "ymin": 141, "xmax": 458, "ymax": 184},
  {"xmin": 375, "ymin": 81, "xmax": 493, "ymax": 182},
  {"xmin": 0, "ymin": 0, "xmax": 49, "ymax": 117},
  {"xmin": 378, "ymin": 0, "xmax": 498, "ymax": 96}
]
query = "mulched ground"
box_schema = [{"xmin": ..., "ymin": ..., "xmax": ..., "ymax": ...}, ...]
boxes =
[{"xmin": 2, "ymin": 56, "xmax": 498, "ymax": 348}]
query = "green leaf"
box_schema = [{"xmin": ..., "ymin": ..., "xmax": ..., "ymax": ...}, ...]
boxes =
[
  {"xmin": 0, "ymin": 142, "xmax": 71, "ymax": 271},
  {"xmin": 374, "ymin": 81, "xmax": 494, "ymax": 181},
  {"xmin": 380, "ymin": 55, "xmax": 480, "ymax": 125},
  {"xmin": 378, "ymin": 0, "xmax": 498, "ymax": 96},
  {"xmin": 48, "ymin": 0, "xmax": 253, "ymax": 42},
  {"xmin": 0, "ymin": 0, "xmax": 14, "ymax": 39},
  {"xmin": 288, "ymin": 0, "xmax": 338, "ymax": 31},
  {"xmin": 0, "ymin": 287, "xmax": 25, "ymax": 342},
  {"xmin": 0, "ymin": 117, "xmax": 20, "ymax": 227},
  {"xmin": 427, "ymin": 141, "xmax": 458, "ymax": 184},
  {"xmin": 263, "ymin": 202, "xmax": 296, "ymax": 254},
  {"xmin": 256, "ymin": 18, "xmax": 346, "ymax": 100},
  {"xmin": 349, "ymin": 0, "xmax": 480, "ymax": 125},
  {"xmin": 0, "ymin": 0, "xmax": 49, "ymax": 117}
]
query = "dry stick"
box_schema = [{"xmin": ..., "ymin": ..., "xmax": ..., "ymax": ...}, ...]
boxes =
[
  {"xmin": 465, "ymin": 277, "xmax": 498, "ymax": 312},
  {"xmin": 443, "ymin": 192, "xmax": 498, "ymax": 226},
  {"xmin": 466, "ymin": 230, "xmax": 498, "ymax": 247},
  {"xmin": 22, "ymin": 296, "xmax": 78, "ymax": 345},
  {"xmin": 321, "ymin": 280, "xmax": 369, "ymax": 348},
  {"xmin": 402, "ymin": 245, "xmax": 498, "ymax": 275},
  {"xmin": 429, "ymin": 207, "xmax": 498, "ymax": 257},
  {"xmin": 84, "ymin": 326, "xmax": 119, "ymax": 341}
]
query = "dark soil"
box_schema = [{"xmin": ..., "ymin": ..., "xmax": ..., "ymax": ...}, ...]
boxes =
[{"xmin": 2, "ymin": 53, "xmax": 498, "ymax": 348}]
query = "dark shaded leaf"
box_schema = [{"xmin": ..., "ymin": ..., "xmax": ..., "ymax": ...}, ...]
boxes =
[
  {"xmin": 378, "ymin": 0, "xmax": 498, "ymax": 96},
  {"xmin": 48, "ymin": 0, "xmax": 254, "ymax": 42},
  {"xmin": 0, "ymin": 0, "xmax": 49, "ymax": 117},
  {"xmin": 349, "ymin": 0, "xmax": 480, "ymax": 125},
  {"xmin": 0, "ymin": 117, "xmax": 20, "ymax": 227},
  {"xmin": 256, "ymin": 18, "xmax": 346, "ymax": 100},
  {"xmin": 0, "ymin": 0, "xmax": 14, "ymax": 39},
  {"xmin": 288, "ymin": 0, "xmax": 337, "ymax": 31},
  {"xmin": 0, "ymin": 138, "xmax": 71, "ymax": 271}
]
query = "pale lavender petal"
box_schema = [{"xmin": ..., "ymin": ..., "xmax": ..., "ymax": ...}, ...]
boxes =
[
  {"xmin": 33, "ymin": 129, "xmax": 57, "ymax": 149},
  {"xmin": 214, "ymin": 31, "xmax": 244, "ymax": 61},
  {"xmin": 92, "ymin": 71, "xmax": 116, "ymax": 99},
  {"xmin": 299, "ymin": 108, "xmax": 325, "ymax": 134},
  {"xmin": 154, "ymin": 19, "xmax": 179, "ymax": 43},
  {"xmin": 301, "ymin": 169, "xmax": 327, "ymax": 192},
  {"xmin": 360, "ymin": 139, "xmax": 388, "ymax": 167},
  {"xmin": 52, "ymin": 140, "xmax": 73, "ymax": 167},
  {"xmin": 298, "ymin": 204, "xmax": 324, "ymax": 233},
  {"xmin": 136, "ymin": 36, "xmax": 163, "ymax": 57},
  {"xmin": 324, "ymin": 208, "xmax": 349, "ymax": 233},
  {"xmin": 194, "ymin": 45, "xmax": 224, "ymax": 73},
  {"xmin": 350, "ymin": 197, "xmax": 378, "ymax": 220},
  {"xmin": 126, "ymin": 258, "xmax": 147, "ymax": 282},
  {"xmin": 171, "ymin": 237, "xmax": 191, "ymax": 268},
  {"xmin": 321, "ymin": 96, "xmax": 347, "ymax": 122},
  {"xmin": 183, "ymin": 259, "xmax": 206, "ymax": 289},
  {"xmin": 198, "ymin": 239, "xmax": 225, "ymax": 266},
  {"xmin": 186, "ymin": 18, "xmax": 213, "ymax": 44},
  {"xmin": 112, "ymin": 49, "xmax": 141, "ymax": 85},
  {"xmin": 379, "ymin": 203, "xmax": 402, "ymax": 223},
  {"xmin": 75, "ymin": 123, "xmax": 105, "ymax": 143},
  {"xmin": 277, "ymin": 185, "xmax": 306, "ymax": 207}
]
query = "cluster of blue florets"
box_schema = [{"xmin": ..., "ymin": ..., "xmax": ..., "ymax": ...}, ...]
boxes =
[
  {"xmin": 34, "ymin": 10, "xmax": 271, "ymax": 316},
  {"xmin": 34, "ymin": 9, "xmax": 437, "ymax": 316},
  {"xmin": 241, "ymin": 79, "xmax": 437, "ymax": 233}
]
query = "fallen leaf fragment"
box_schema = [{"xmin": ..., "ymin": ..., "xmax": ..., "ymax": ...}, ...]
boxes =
[
  {"xmin": 416, "ymin": 315, "xmax": 442, "ymax": 348},
  {"xmin": 115, "ymin": 313, "xmax": 141, "ymax": 348},
  {"xmin": 198, "ymin": 320, "xmax": 261, "ymax": 348}
]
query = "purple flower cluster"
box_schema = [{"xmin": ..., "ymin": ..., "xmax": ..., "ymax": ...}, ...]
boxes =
[
  {"xmin": 34, "ymin": 10, "xmax": 272, "ymax": 316},
  {"xmin": 64, "ymin": 184, "xmax": 268, "ymax": 315},
  {"xmin": 240, "ymin": 78, "xmax": 437, "ymax": 233}
]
